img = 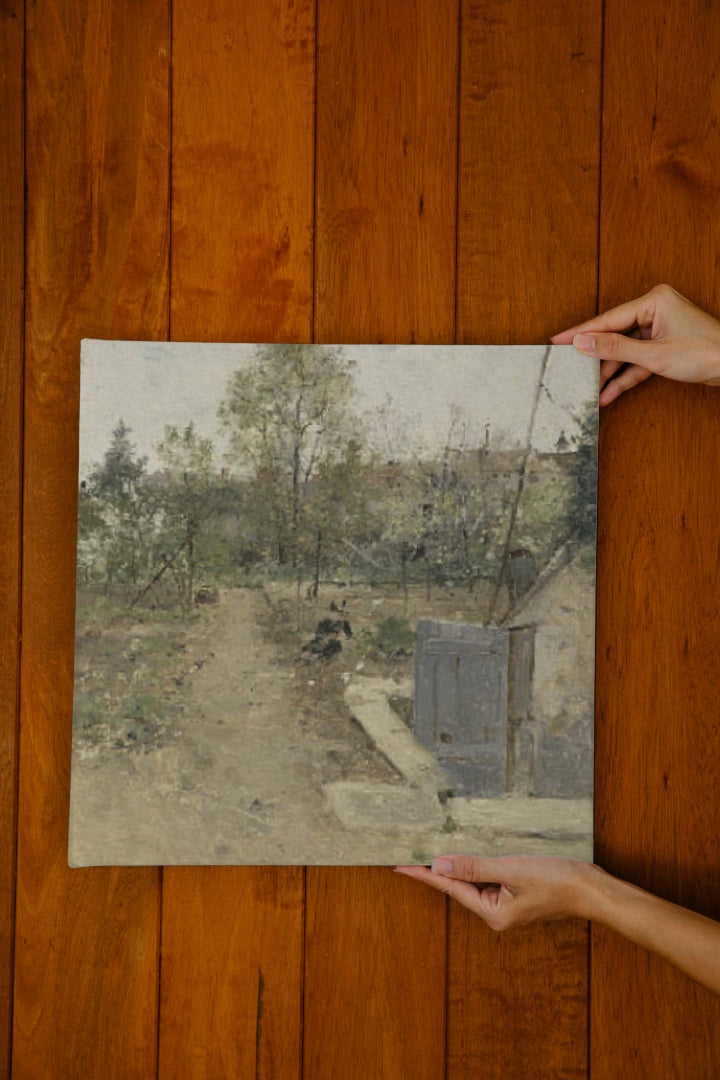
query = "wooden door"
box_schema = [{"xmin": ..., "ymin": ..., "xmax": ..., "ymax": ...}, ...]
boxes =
[
  {"xmin": 414, "ymin": 619, "xmax": 510, "ymax": 796},
  {"xmin": 2, "ymin": 1, "xmax": 720, "ymax": 1077}
]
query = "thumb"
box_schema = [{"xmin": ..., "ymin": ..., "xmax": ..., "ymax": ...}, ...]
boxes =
[
  {"xmin": 573, "ymin": 331, "xmax": 665, "ymax": 372},
  {"xmin": 431, "ymin": 855, "xmax": 499, "ymax": 883}
]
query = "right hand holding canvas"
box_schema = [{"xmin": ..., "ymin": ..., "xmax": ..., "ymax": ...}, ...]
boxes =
[
  {"xmin": 396, "ymin": 853, "xmax": 720, "ymax": 996},
  {"xmin": 551, "ymin": 284, "xmax": 720, "ymax": 406},
  {"xmin": 395, "ymin": 854, "xmax": 595, "ymax": 929}
]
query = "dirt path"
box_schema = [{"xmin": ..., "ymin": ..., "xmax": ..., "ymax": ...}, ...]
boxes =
[
  {"xmin": 69, "ymin": 588, "xmax": 593, "ymax": 866},
  {"xmin": 69, "ymin": 589, "xmax": 412, "ymax": 865}
]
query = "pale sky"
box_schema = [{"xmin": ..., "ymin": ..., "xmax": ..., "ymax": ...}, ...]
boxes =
[{"xmin": 79, "ymin": 340, "xmax": 598, "ymax": 479}]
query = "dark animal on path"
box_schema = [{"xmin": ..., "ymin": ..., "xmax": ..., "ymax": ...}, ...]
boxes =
[
  {"xmin": 315, "ymin": 617, "xmax": 352, "ymax": 639},
  {"xmin": 300, "ymin": 636, "xmax": 343, "ymax": 662},
  {"xmin": 195, "ymin": 585, "xmax": 219, "ymax": 604},
  {"xmin": 300, "ymin": 611, "xmax": 352, "ymax": 662}
]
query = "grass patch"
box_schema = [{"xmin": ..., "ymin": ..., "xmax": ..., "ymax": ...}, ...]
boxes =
[
  {"xmin": 72, "ymin": 691, "xmax": 106, "ymax": 729},
  {"xmin": 72, "ymin": 585, "xmax": 212, "ymax": 750},
  {"xmin": 114, "ymin": 693, "xmax": 166, "ymax": 725},
  {"xmin": 358, "ymin": 616, "xmax": 415, "ymax": 659}
]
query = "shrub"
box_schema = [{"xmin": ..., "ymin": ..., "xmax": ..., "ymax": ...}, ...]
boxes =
[{"xmin": 359, "ymin": 616, "xmax": 415, "ymax": 659}]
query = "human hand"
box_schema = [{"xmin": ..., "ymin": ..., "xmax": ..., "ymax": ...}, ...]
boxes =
[
  {"xmin": 397, "ymin": 854, "xmax": 720, "ymax": 994},
  {"xmin": 551, "ymin": 283, "xmax": 720, "ymax": 406},
  {"xmin": 395, "ymin": 855, "xmax": 600, "ymax": 930}
]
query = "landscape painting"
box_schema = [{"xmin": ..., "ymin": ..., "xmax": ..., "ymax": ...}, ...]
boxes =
[{"xmin": 69, "ymin": 341, "xmax": 598, "ymax": 866}]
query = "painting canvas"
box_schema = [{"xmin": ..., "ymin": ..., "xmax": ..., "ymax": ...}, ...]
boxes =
[{"xmin": 69, "ymin": 341, "xmax": 598, "ymax": 866}]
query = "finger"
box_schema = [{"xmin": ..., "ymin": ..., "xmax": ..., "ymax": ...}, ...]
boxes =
[
  {"xmin": 395, "ymin": 866, "xmax": 486, "ymax": 914},
  {"xmin": 550, "ymin": 329, "xmax": 582, "ymax": 345},
  {"xmin": 599, "ymin": 357, "xmax": 624, "ymax": 389},
  {"xmin": 474, "ymin": 884, "xmax": 507, "ymax": 921},
  {"xmin": 572, "ymin": 331, "xmax": 667, "ymax": 372},
  {"xmin": 552, "ymin": 320, "xmax": 646, "ymax": 349},
  {"xmin": 394, "ymin": 865, "xmax": 433, "ymax": 882},
  {"xmin": 552, "ymin": 324, "xmax": 645, "ymax": 347},
  {"xmin": 430, "ymin": 854, "xmax": 511, "ymax": 884},
  {"xmin": 552, "ymin": 291, "xmax": 659, "ymax": 341},
  {"xmin": 599, "ymin": 365, "xmax": 653, "ymax": 405}
]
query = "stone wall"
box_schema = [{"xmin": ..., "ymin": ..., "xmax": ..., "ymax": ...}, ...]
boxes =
[{"xmin": 510, "ymin": 550, "xmax": 595, "ymax": 797}]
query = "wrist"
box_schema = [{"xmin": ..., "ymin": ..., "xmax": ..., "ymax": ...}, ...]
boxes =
[
  {"xmin": 569, "ymin": 861, "xmax": 625, "ymax": 922},
  {"xmin": 576, "ymin": 862, "xmax": 662, "ymax": 930}
]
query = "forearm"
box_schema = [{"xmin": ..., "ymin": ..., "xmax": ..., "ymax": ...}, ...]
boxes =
[{"xmin": 581, "ymin": 865, "xmax": 720, "ymax": 995}]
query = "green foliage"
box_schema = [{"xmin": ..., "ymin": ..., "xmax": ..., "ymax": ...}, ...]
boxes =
[
  {"xmin": 78, "ymin": 419, "xmax": 227, "ymax": 610},
  {"xmin": 359, "ymin": 616, "xmax": 415, "ymax": 659},
  {"xmin": 567, "ymin": 406, "xmax": 599, "ymax": 544},
  {"xmin": 114, "ymin": 693, "xmax": 166, "ymax": 724},
  {"xmin": 91, "ymin": 419, "xmax": 147, "ymax": 499},
  {"xmin": 577, "ymin": 544, "xmax": 596, "ymax": 574},
  {"xmin": 219, "ymin": 344, "xmax": 366, "ymax": 572},
  {"xmin": 73, "ymin": 585, "xmax": 190, "ymax": 743},
  {"xmin": 72, "ymin": 692, "xmax": 106, "ymax": 729},
  {"xmin": 76, "ymin": 366, "xmax": 598, "ymax": 609},
  {"xmin": 155, "ymin": 423, "xmax": 217, "ymax": 608},
  {"xmin": 514, "ymin": 471, "xmax": 573, "ymax": 565},
  {"xmin": 81, "ymin": 420, "xmax": 155, "ymax": 585}
]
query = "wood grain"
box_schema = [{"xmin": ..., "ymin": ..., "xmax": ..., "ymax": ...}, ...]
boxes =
[
  {"xmin": 159, "ymin": 870, "xmax": 303, "ymax": 1079},
  {"xmin": 593, "ymin": 2, "xmax": 720, "ymax": 1072},
  {"xmin": 306, "ymin": 2, "xmax": 458, "ymax": 1076},
  {"xmin": 0, "ymin": 2, "xmax": 24, "ymax": 1073},
  {"xmin": 6, "ymin": 1, "xmax": 720, "ymax": 1074},
  {"xmin": 449, "ymin": 920, "xmax": 588, "ymax": 1080},
  {"xmin": 314, "ymin": 0, "xmax": 458, "ymax": 345},
  {"xmin": 593, "ymin": 387, "xmax": 720, "ymax": 1072},
  {"xmin": 171, "ymin": 0, "xmax": 315, "ymax": 344},
  {"xmin": 456, "ymin": 0, "xmax": 602, "ymax": 345},
  {"xmin": 449, "ymin": 2, "xmax": 602, "ymax": 1075},
  {"xmin": 159, "ymin": 2, "xmax": 314, "ymax": 1075},
  {"xmin": 593, "ymin": 387, "xmax": 720, "ymax": 1063},
  {"xmin": 305, "ymin": 869, "xmax": 448, "ymax": 1079},
  {"xmin": 14, "ymin": 0, "xmax": 170, "ymax": 1075}
]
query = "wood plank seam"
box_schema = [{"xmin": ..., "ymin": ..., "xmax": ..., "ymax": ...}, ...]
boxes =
[
  {"xmin": 595, "ymin": 0, "xmax": 607, "ymax": 321},
  {"xmin": 2, "ymin": 0, "xmax": 26, "ymax": 1073},
  {"xmin": 453, "ymin": 1, "xmax": 463, "ymax": 347},
  {"xmin": 158, "ymin": 1, "xmax": 171, "ymax": 1070},
  {"xmin": 301, "ymin": 865, "xmax": 307, "ymax": 1080},
  {"xmin": 590, "ymin": 7, "xmax": 607, "ymax": 1074},
  {"xmin": 311, "ymin": 0, "xmax": 319, "ymax": 345}
]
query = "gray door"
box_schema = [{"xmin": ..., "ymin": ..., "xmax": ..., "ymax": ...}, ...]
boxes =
[{"xmin": 414, "ymin": 619, "xmax": 509, "ymax": 796}]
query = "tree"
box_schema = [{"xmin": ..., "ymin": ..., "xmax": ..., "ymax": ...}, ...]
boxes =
[
  {"xmin": 76, "ymin": 480, "xmax": 109, "ymax": 583},
  {"xmin": 384, "ymin": 414, "xmax": 506, "ymax": 595},
  {"xmin": 83, "ymin": 420, "xmax": 153, "ymax": 585},
  {"xmin": 155, "ymin": 423, "xmax": 215, "ymax": 609},
  {"xmin": 566, "ymin": 404, "xmax": 598, "ymax": 545},
  {"xmin": 219, "ymin": 344, "xmax": 361, "ymax": 578}
]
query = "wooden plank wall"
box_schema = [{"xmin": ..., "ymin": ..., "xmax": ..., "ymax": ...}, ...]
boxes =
[
  {"xmin": 593, "ymin": 3, "xmax": 720, "ymax": 1074},
  {"xmin": 16, "ymin": 3, "xmax": 169, "ymax": 1077},
  {"xmin": 1, "ymin": 1, "xmax": 719, "ymax": 1076}
]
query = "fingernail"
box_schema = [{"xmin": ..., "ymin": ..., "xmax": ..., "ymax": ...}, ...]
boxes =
[
  {"xmin": 431, "ymin": 858, "xmax": 453, "ymax": 875},
  {"xmin": 573, "ymin": 333, "xmax": 596, "ymax": 352}
]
